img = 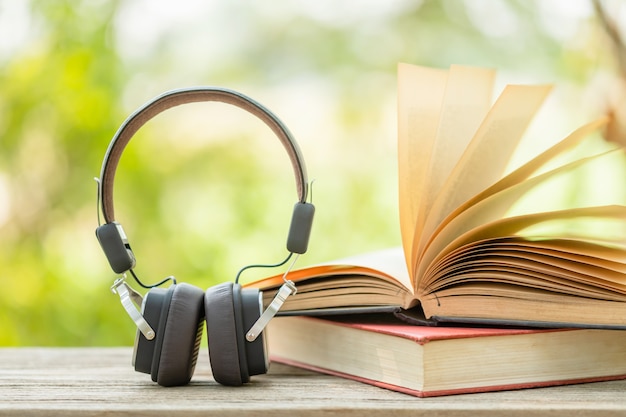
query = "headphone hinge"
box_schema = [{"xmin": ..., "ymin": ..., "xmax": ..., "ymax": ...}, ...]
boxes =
[{"xmin": 111, "ymin": 277, "xmax": 156, "ymax": 340}]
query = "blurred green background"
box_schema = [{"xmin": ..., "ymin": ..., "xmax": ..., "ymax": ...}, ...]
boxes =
[{"xmin": 0, "ymin": 0, "xmax": 624, "ymax": 345}]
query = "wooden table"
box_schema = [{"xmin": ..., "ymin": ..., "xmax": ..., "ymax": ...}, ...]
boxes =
[{"xmin": 1, "ymin": 347, "xmax": 625, "ymax": 416}]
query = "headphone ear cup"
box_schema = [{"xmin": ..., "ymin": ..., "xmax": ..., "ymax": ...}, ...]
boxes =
[
  {"xmin": 239, "ymin": 287, "xmax": 269, "ymax": 376},
  {"xmin": 134, "ymin": 283, "xmax": 205, "ymax": 387},
  {"xmin": 156, "ymin": 283, "xmax": 205, "ymax": 386},
  {"xmin": 205, "ymin": 282, "xmax": 269, "ymax": 386},
  {"xmin": 205, "ymin": 282, "xmax": 247, "ymax": 386}
]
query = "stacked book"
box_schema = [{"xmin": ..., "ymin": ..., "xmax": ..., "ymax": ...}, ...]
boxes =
[{"xmin": 250, "ymin": 64, "xmax": 626, "ymax": 396}]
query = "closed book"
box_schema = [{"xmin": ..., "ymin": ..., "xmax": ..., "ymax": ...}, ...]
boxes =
[{"xmin": 267, "ymin": 315, "xmax": 626, "ymax": 397}]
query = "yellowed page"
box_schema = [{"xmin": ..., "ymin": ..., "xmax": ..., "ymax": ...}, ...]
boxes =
[
  {"xmin": 250, "ymin": 247, "xmax": 412, "ymax": 293},
  {"xmin": 417, "ymin": 84, "xmax": 552, "ymax": 262},
  {"xmin": 421, "ymin": 65, "xmax": 495, "ymax": 227},
  {"xmin": 416, "ymin": 148, "xmax": 626, "ymax": 282},
  {"xmin": 433, "ymin": 238, "xmax": 626, "ymax": 279},
  {"xmin": 441, "ymin": 117, "xmax": 610, "ymax": 220},
  {"xmin": 419, "ymin": 205, "xmax": 626, "ymax": 292},
  {"xmin": 513, "ymin": 238, "xmax": 626, "ymax": 265},
  {"xmin": 420, "ymin": 284, "xmax": 626, "ymax": 326},
  {"xmin": 431, "ymin": 244, "xmax": 626, "ymax": 293},
  {"xmin": 417, "ymin": 118, "xmax": 611, "ymax": 273},
  {"xmin": 397, "ymin": 63, "xmax": 447, "ymax": 276}
]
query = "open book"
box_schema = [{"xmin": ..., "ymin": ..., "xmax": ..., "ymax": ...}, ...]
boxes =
[{"xmin": 250, "ymin": 63, "xmax": 626, "ymax": 329}]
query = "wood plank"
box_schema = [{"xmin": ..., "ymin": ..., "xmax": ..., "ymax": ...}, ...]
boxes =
[{"xmin": 0, "ymin": 348, "xmax": 625, "ymax": 416}]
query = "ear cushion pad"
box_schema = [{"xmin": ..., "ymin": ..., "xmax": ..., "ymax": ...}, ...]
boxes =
[
  {"xmin": 154, "ymin": 283, "xmax": 205, "ymax": 387},
  {"xmin": 205, "ymin": 282, "xmax": 247, "ymax": 386}
]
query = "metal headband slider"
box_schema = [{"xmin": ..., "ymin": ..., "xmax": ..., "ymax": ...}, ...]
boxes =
[
  {"xmin": 111, "ymin": 277, "xmax": 155, "ymax": 340},
  {"xmin": 245, "ymin": 280, "xmax": 296, "ymax": 342}
]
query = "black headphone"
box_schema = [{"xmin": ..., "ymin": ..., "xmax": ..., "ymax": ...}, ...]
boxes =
[{"xmin": 95, "ymin": 87, "xmax": 315, "ymax": 387}]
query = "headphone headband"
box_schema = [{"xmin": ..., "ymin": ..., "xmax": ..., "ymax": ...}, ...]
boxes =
[{"xmin": 99, "ymin": 87, "xmax": 309, "ymax": 223}]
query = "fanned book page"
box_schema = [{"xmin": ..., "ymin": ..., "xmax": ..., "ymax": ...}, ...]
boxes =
[
  {"xmin": 397, "ymin": 64, "xmax": 449, "ymax": 271},
  {"xmin": 250, "ymin": 63, "xmax": 626, "ymax": 329}
]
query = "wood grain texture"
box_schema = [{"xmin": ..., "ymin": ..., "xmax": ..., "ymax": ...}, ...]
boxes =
[{"xmin": 1, "ymin": 347, "xmax": 625, "ymax": 416}]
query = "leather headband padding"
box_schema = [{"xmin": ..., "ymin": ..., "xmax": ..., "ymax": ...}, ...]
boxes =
[{"xmin": 99, "ymin": 87, "xmax": 309, "ymax": 223}]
